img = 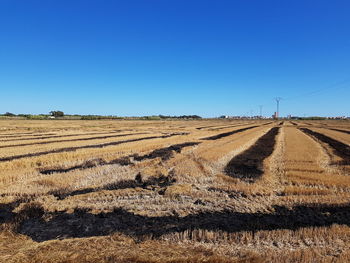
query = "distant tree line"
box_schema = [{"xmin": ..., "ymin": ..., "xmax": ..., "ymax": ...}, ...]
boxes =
[
  {"xmin": 50, "ymin": 111, "xmax": 64, "ymax": 117},
  {"xmin": 157, "ymin": 115, "xmax": 202, "ymax": 119},
  {"xmin": 140, "ymin": 115, "xmax": 202, "ymax": 120},
  {"xmin": 81, "ymin": 115, "xmax": 123, "ymax": 120},
  {"xmin": 292, "ymin": 116, "xmax": 344, "ymax": 120},
  {"xmin": 0, "ymin": 111, "xmax": 202, "ymax": 120},
  {"xmin": 3, "ymin": 112, "xmax": 16, "ymax": 117}
]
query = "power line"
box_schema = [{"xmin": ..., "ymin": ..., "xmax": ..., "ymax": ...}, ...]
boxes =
[
  {"xmin": 256, "ymin": 78, "xmax": 349, "ymax": 117},
  {"xmin": 283, "ymin": 78, "xmax": 350, "ymax": 101},
  {"xmin": 275, "ymin": 97, "xmax": 282, "ymax": 118},
  {"xmin": 259, "ymin": 105, "xmax": 263, "ymax": 117}
]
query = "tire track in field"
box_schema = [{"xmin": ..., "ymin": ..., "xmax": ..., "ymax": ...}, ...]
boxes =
[
  {"xmin": 224, "ymin": 127, "xmax": 280, "ymax": 182},
  {"xmin": 300, "ymin": 128, "xmax": 350, "ymax": 165},
  {"xmin": 0, "ymin": 133, "xmax": 147, "ymax": 149},
  {"xmin": 39, "ymin": 142, "xmax": 200, "ymax": 174},
  {"xmin": 0, "ymin": 133, "xmax": 188, "ymax": 163}
]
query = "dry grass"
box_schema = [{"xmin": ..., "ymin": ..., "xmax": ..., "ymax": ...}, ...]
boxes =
[{"xmin": 0, "ymin": 119, "xmax": 350, "ymax": 262}]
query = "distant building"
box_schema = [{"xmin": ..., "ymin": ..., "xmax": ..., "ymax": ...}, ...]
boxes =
[
  {"xmin": 327, "ymin": 116, "xmax": 348, "ymax": 120},
  {"xmin": 218, "ymin": 115, "xmax": 271, "ymax": 120}
]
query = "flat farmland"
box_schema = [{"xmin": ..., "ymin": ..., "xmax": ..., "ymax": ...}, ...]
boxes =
[{"xmin": 1, "ymin": 119, "xmax": 350, "ymax": 263}]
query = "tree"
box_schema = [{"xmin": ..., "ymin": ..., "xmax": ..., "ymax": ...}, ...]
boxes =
[
  {"xmin": 50, "ymin": 111, "xmax": 64, "ymax": 117},
  {"xmin": 4, "ymin": 112, "xmax": 16, "ymax": 116}
]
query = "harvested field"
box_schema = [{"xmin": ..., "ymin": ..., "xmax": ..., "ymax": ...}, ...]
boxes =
[
  {"xmin": 0, "ymin": 133, "xmax": 187, "ymax": 162},
  {"xmin": 224, "ymin": 127, "xmax": 279, "ymax": 182},
  {"xmin": 201, "ymin": 125, "xmax": 259, "ymax": 140},
  {"xmin": 0, "ymin": 133, "xmax": 57, "ymax": 139},
  {"xmin": 0, "ymin": 130, "xmax": 129, "ymax": 142},
  {"xmin": 39, "ymin": 142, "xmax": 200, "ymax": 175},
  {"xmin": 1, "ymin": 119, "xmax": 350, "ymax": 263},
  {"xmin": 300, "ymin": 128, "xmax": 350, "ymax": 165},
  {"xmin": 329, "ymin": 128, "xmax": 350, "ymax": 135},
  {"xmin": 0, "ymin": 132, "xmax": 148, "ymax": 149}
]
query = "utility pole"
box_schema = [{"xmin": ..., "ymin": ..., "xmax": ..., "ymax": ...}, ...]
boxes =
[
  {"xmin": 259, "ymin": 105, "xmax": 263, "ymax": 118},
  {"xmin": 275, "ymin": 97, "xmax": 282, "ymax": 119}
]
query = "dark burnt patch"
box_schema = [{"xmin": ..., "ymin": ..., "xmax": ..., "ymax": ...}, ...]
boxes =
[
  {"xmin": 329, "ymin": 128, "xmax": 350, "ymax": 135},
  {"xmin": 0, "ymin": 131, "xmax": 129, "ymax": 142},
  {"xmin": 40, "ymin": 158, "xmax": 108, "ymax": 175},
  {"xmin": 224, "ymin": 127, "xmax": 279, "ymax": 182},
  {"xmin": 39, "ymin": 142, "xmax": 199, "ymax": 175},
  {"xmin": 0, "ymin": 133, "xmax": 187, "ymax": 163},
  {"xmin": 197, "ymin": 123, "xmax": 249, "ymax": 131},
  {"xmin": 207, "ymin": 123, "xmax": 254, "ymax": 131},
  {"xmin": 201, "ymin": 126, "xmax": 259, "ymax": 140},
  {"xmin": 104, "ymin": 173, "xmax": 176, "ymax": 191},
  {"xmin": 0, "ymin": 196, "xmax": 42, "ymax": 227},
  {"xmin": 261, "ymin": 122, "xmax": 274, "ymax": 126},
  {"xmin": 0, "ymin": 202, "xmax": 17, "ymax": 225},
  {"xmin": 196, "ymin": 125, "xmax": 222, "ymax": 130},
  {"xmin": 133, "ymin": 142, "xmax": 200, "ymax": 161},
  {"xmin": 16, "ymin": 203, "xmax": 350, "ymax": 242},
  {"xmin": 48, "ymin": 172, "xmax": 176, "ymax": 200},
  {"xmin": 0, "ymin": 133, "xmax": 148, "ymax": 149},
  {"xmin": 0, "ymin": 133, "xmax": 57, "ymax": 140},
  {"xmin": 300, "ymin": 128, "xmax": 350, "ymax": 165}
]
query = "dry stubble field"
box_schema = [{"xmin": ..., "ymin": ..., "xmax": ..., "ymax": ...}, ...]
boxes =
[{"xmin": 0, "ymin": 119, "xmax": 350, "ymax": 263}]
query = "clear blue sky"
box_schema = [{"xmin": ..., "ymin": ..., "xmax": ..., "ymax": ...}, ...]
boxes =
[{"xmin": 1, "ymin": 0, "xmax": 349, "ymax": 117}]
